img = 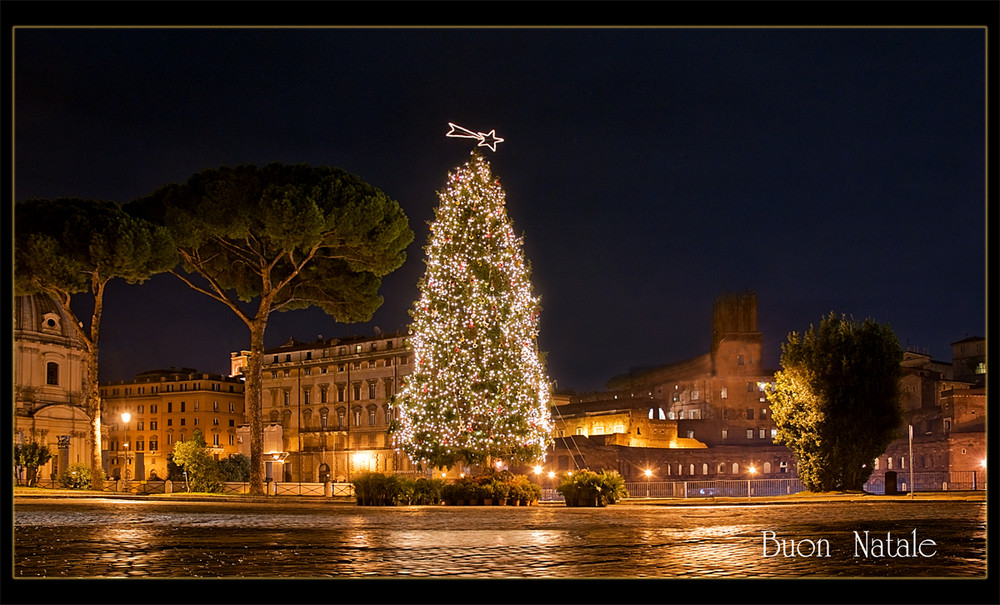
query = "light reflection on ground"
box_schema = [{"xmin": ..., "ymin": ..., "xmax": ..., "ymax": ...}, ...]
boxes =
[{"xmin": 14, "ymin": 499, "xmax": 986, "ymax": 579}]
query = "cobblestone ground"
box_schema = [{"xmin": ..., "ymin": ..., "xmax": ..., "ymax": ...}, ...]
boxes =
[{"xmin": 13, "ymin": 498, "xmax": 986, "ymax": 579}]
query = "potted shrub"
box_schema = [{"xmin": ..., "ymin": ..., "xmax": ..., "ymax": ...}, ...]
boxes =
[
  {"xmin": 412, "ymin": 477, "xmax": 445, "ymax": 505},
  {"xmin": 490, "ymin": 478, "xmax": 510, "ymax": 505},
  {"xmin": 441, "ymin": 482, "xmax": 459, "ymax": 506}
]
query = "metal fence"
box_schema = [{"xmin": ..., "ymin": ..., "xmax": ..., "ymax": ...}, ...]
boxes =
[
  {"xmin": 863, "ymin": 470, "xmax": 987, "ymax": 495},
  {"xmin": 624, "ymin": 478, "xmax": 806, "ymax": 499}
]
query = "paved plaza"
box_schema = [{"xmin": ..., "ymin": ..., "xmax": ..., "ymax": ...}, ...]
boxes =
[{"xmin": 13, "ymin": 495, "xmax": 986, "ymax": 580}]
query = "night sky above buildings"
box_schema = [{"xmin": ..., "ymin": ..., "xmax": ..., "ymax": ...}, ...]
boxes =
[{"xmin": 11, "ymin": 15, "xmax": 991, "ymax": 393}]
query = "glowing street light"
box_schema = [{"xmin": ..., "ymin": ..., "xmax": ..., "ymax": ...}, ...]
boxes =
[
  {"xmin": 747, "ymin": 465, "xmax": 757, "ymax": 500},
  {"xmin": 121, "ymin": 412, "xmax": 131, "ymax": 482},
  {"xmin": 644, "ymin": 468, "xmax": 653, "ymax": 498}
]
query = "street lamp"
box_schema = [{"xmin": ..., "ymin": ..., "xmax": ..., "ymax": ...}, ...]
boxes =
[
  {"xmin": 644, "ymin": 468, "xmax": 653, "ymax": 498},
  {"xmin": 747, "ymin": 465, "xmax": 757, "ymax": 500},
  {"xmin": 121, "ymin": 412, "xmax": 131, "ymax": 482}
]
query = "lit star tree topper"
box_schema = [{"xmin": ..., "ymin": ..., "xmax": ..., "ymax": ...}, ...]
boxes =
[{"xmin": 392, "ymin": 148, "xmax": 553, "ymax": 470}]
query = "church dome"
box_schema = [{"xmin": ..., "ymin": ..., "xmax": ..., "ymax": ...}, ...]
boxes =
[{"xmin": 13, "ymin": 293, "xmax": 87, "ymax": 349}]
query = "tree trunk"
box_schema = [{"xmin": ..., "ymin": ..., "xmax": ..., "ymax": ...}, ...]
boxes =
[
  {"xmin": 246, "ymin": 320, "xmax": 267, "ymax": 495},
  {"xmin": 85, "ymin": 285, "xmax": 105, "ymax": 492}
]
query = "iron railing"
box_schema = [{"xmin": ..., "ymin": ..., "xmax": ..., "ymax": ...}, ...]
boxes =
[{"xmin": 623, "ymin": 478, "xmax": 806, "ymax": 499}]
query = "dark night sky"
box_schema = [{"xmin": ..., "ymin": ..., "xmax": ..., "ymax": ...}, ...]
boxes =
[{"xmin": 11, "ymin": 19, "xmax": 990, "ymax": 393}]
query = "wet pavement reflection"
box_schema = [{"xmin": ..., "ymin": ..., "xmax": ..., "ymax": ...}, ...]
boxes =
[{"xmin": 14, "ymin": 498, "xmax": 986, "ymax": 578}]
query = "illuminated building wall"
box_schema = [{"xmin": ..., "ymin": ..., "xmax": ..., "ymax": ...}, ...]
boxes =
[
  {"xmin": 13, "ymin": 294, "xmax": 95, "ymax": 483},
  {"xmin": 253, "ymin": 331, "xmax": 422, "ymax": 483},
  {"xmin": 100, "ymin": 369, "xmax": 246, "ymax": 480}
]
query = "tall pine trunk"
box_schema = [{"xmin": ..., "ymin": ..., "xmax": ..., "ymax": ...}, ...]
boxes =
[{"xmin": 246, "ymin": 319, "xmax": 267, "ymax": 495}]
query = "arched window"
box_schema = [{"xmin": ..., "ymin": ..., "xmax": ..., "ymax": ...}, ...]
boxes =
[
  {"xmin": 318, "ymin": 463, "xmax": 330, "ymax": 483},
  {"xmin": 46, "ymin": 362, "xmax": 59, "ymax": 386},
  {"xmin": 689, "ymin": 464, "xmax": 695, "ymax": 475},
  {"xmin": 732, "ymin": 462, "xmax": 740, "ymax": 474},
  {"xmin": 763, "ymin": 461, "xmax": 771, "ymax": 474},
  {"xmin": 702, "ymin": 463, "xmax": 708, "ymax": 475}
]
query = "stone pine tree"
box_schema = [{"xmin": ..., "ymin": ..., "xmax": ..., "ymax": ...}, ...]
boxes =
[
  {"xmin": 14, "ymin": 198, "xmax": 177, "ymax": 491},
  {"xmin": 766, "ymin": 313, "xmax": 904, "ymax": 492},
  {"xmin": 126, "ymin": 163, "xmax": 413, "ymax": 495},
  {"xmin": 392, "ymin": 151, "xmax": 554, "ymax": 470}
]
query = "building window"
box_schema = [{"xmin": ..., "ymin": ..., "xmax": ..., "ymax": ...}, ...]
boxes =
[
  {"xmin": 721, "ymin": 387, "xmax": 728, "ymax": 399},
  {"xmin": 337, "ymin": 411, "xmax": 345, "ymax": 428},
  {"xmin": 759, "ymin": 428, "xmax": 766, "ymax": 439},
  {"xmin": 213, "ymin": 434, "xmax": 220, "ymax": 446},
  {"xmin": 167, "ymin": 419, "xmax": 173, "ymax": 426},
  {"xmin": 763, "ymin": 462, "xmax": 771, "ymax": 474},
  {"xmin": 213, "ymin": 418, "xmax": 219, "ymax": 426},
  {"xmin": 368, "ymin": 383, "xmax": 376, "ymax": 400},
  {"xmin": 150, "ymin": 421, "xmax": 157, "ymax": 430},
  {"xmin": 721, "ymin": 429, "xmax": 728, "ymax": 440},
  {"xmin": 746, "ymin": 408, "xmax": 754, "ymax": 420},
  {"xmin": 593, "ymin": 425, "xmax": 604, "ymax": 435},
  {"xmin": 874, "ymin": 458, "xmax": 880, "ymax": 470},
  {"xmin": 283, "ymin": 391, "xmax": 290, "ymax": 406},
  {"xmin": 167, "ymin": 434, "xmax": 173, "ymax": 445},
  {"xmin": 576, "ymin": 427, "xmax": 586, "ymax": 436},
  {"xmin": 229, "ymin": 402, "xmax": 235, "ymax": 413},
  {"xmin": 229, "ymin": 435, "xmax": 235, "ymax": 446},
  {"xmin": 194, "ymin": 418, "xmax": 199, "ymax": 426},
  {"xmin": 779, "ymin": 461, "xmax": 788, "ymax": 474},
  {"xmin": 338, "ymin": 386, "xmax": 345, "ymax": 403},
  {"xmin": 353, "ymin": 384, "xmax": 362, "ymax": 400},
  {"xmin": 303, "ymin": 390, "xmax": 311, "ymax": 405},
  {"xmin": 691, "ymin": 390, "xmax": 699, "ymax": 401},
  {"xmin": 746, "ymin": 429, "xmax": 754, "ymax": 439},
  {"xmin": 368, "ymin": 408, "xmax": 377, "ymax": 426},
  {"xmin": 149, "ymin": 439, "xmax": 158, "ymax": 451},
  {"xmin": 770, "ymin": 428, "xmax": 777, "ymax": 439},
  {"xmin": 732, "ymin": 463, "xmax": 740, "ymax": 474},
  {"xmin": 722, "ymin": 408, "xmax": 729, "ymax": 420},
  {"xmin": 180, "ymin": 419, "xmax": 186, "ymax": 426},
  {"xmin": 180, "ymin": 401, "xmax": 186, "ymax": 413},
  {"xmin": 151, "ymin": 404, "xmax": 158, "ymax": 414}
]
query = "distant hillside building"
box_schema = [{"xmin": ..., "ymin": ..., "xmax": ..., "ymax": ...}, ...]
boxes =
[
  {"xmin": 13, "ymin": 294, "xmax": 95, "ymax": 483},
  {"xmin": 544, "ymin": 291, "xmax": 797, "ymax": 481}
]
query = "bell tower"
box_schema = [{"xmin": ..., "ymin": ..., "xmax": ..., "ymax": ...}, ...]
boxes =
[{"xmin": 711, "ymin": 291, "xmax": 763, "ymax": 376}]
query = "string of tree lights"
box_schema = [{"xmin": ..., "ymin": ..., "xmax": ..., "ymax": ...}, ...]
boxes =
[{"xmin": 391, "ymin": 145, "xmax": 554, "ymax": 470}]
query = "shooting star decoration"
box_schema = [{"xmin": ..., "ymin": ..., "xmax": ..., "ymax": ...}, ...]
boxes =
[{"xmin": 446, "ymin": 123, "xmax": 505, "ymax": 151}]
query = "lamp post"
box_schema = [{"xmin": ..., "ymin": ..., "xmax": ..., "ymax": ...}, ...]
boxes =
[
  {"xmin": 121, "ymin": 412, "xmax": 131, "ymax": 483},
  {"xmin": 747, "ymin": 465, "xmax": 757, "ymax": 500},
  {"xmin": 644, "ymin": 468, "xmax": 652, "ymax": 498}
]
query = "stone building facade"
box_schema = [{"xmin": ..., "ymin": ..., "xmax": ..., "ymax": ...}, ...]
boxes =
[
  {"xmin": 99, "ymin": 369, "xmax": 247, "ymax": 480},
  {"xmin": 242, "ymin": 331, "xmax": 422, "ymax": 483},
  {"xmin": 538, "ymin": 291, "xmax": 797, "ymax": 482},
  {"xmin": 873, "ymin": 342, "xmax": 987, "ymax": 491},
  {"xmin": 13, "ymin": 294, "xmax": 96, "ymax": 483}
]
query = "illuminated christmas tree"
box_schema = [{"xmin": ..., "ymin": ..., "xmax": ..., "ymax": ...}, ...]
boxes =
[{"xmin": 392, "ymin": 150, "xmax": 553, "ymax": 470}]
